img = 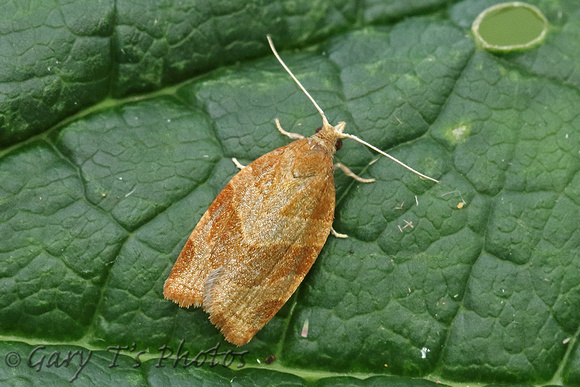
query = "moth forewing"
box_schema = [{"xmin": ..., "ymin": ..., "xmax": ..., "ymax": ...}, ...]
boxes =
[{"xmin": 164, "ymin": 133, "xmax": 339, "ymax": 346}]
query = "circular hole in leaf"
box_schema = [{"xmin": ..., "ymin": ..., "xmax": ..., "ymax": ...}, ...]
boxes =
[{"xmin": 472, "ymin": 2, "xmax": 548, "ymax": 52}]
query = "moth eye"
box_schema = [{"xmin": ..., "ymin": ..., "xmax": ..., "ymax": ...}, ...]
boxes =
[{"xmin": 315, "ymin": 126, "xmax": 322, "ymax": 133}]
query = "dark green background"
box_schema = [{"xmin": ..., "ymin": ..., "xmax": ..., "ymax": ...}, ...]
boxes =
[{"xmin": 1, "ymin": 0, "xmax": 579, "ymax": 385}]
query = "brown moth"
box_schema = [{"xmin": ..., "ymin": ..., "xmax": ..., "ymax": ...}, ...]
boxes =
[{"xmin": 163, "ymin": 35, "xmax": 439, "ymax": 346}]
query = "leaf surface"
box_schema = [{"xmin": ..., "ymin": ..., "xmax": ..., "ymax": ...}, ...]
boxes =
[{"xmin": 1, "ymin": 0, "xmax": 579, "ymax": 385}]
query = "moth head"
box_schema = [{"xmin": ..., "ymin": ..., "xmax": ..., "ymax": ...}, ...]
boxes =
[{"xmin": 315, "ymin": 123, "xmax": 343, "ymax": 150}]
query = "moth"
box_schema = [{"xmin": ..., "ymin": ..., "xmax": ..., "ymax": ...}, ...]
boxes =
[{"xmin": 163, "ymin": 35, "xmax": 439, "ymax": 346}]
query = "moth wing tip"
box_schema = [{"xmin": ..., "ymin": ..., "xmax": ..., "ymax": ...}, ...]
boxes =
[
  {"xmin": 163, "ymin": 281, "xmax": 203, "ymax": 308},
  {"xmin": 224, "ymin": 333, "xmax": 252, "ymax": 347},
  {"xmin": 210, "ymin": 314, "xmax": 254, "ymax": 346}
]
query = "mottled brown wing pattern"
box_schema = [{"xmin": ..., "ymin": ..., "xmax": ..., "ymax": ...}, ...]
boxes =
[
  {"xmin": 162, "ymin": 182, "xmax": 238, "ymax": 308},
  {"xmin": 163, "ymin": 138, "xmax": 336, "ymax": 345}
]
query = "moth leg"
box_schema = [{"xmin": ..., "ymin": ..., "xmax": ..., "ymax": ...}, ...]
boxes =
[
  {"xmin": 275, "ymin": 118, "xmax": 305, "ymax": 140},
  {"xmin": 231, "ymin": 157, "xmax": 246, "ymax": 170},
  {"xmin": 334, "ymin": 163, "xmax": 375, "ymax": 183},
  {"xmin": 331, "ymin": 227, "xmax": 348, "ymax": 239}
]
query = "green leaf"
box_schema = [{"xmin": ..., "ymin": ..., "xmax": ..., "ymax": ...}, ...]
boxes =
[{"xmin": 1, "ymin": 1, "xmax": 579, "ymax": 385}]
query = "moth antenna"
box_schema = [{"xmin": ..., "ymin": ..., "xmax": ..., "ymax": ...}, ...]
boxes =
[
  {"xmin": 267, "ymin": 35, "xmax": 439, "ymax": 184},
  {"xmin": 267, "ymin": 35, "xmax": 330, "ymax": 127},
  {"xmin": 340, "ymin": 133, "xmax": 440, "ymax": 183}
]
